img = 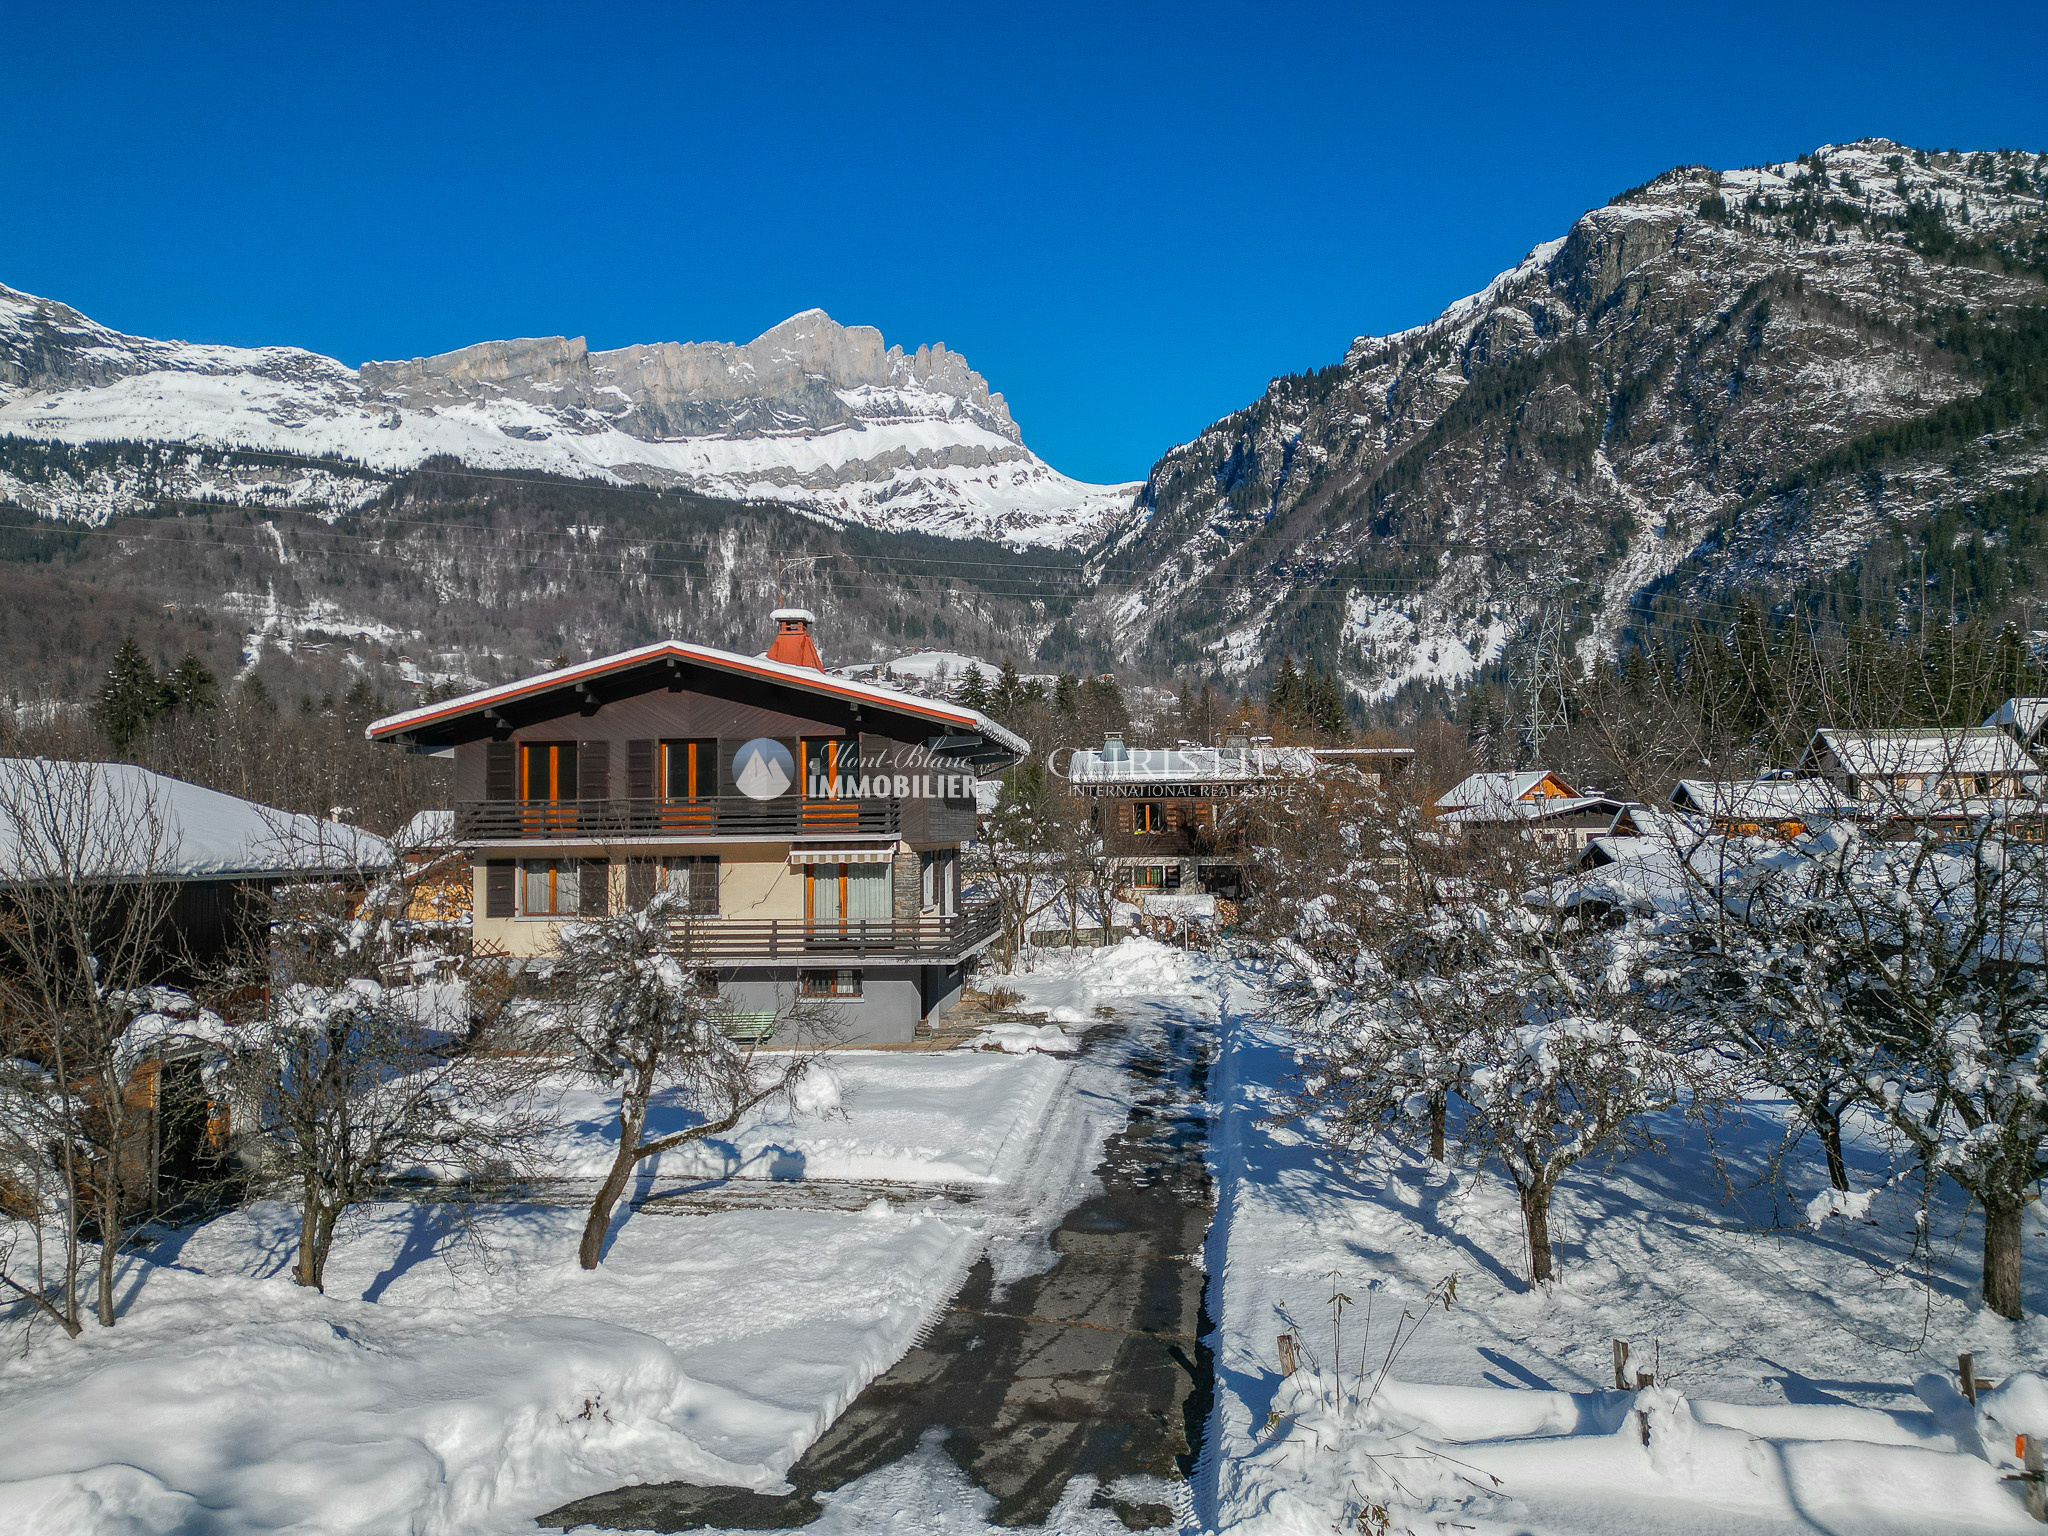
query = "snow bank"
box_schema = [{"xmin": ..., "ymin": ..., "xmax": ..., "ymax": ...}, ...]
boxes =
[
  {"xmin": 1001, "ymin": 937, "xmax": 1203, "ymax": 1021},
  {"xmin": 0, "ymin": 1285, "xmax": 755, "ymax": 1536},
  {"xmin": 963, "ymin": 1021, "xmax": 1076, "ymax": 1055},
  {"xmin": 528, "ymin": 1049, "xmax": 1067, "ymax": 1186}
]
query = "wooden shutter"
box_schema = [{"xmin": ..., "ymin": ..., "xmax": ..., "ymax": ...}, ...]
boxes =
[
  {"xmin": 580, "ymin": 741, "xmax": 610, "ymax": 799},
  {"xmin": 689, "ymin": 856, "xmax": 720, "ymax": 915},
  {"xmin": 579, "ymin": 858, "xmax": 609, "ymax": 916},
  {"xmin": 626, "ymin": 857, "xmax": 656, "ymax": 909},
  {"xmin": 484, "ymin": 859, "xmax": 515, "ymax": 918},
  {"xmin": 1166, "ymin": 802, "xmax": 1182, "ymax": 832},
  {"xmin": 485, "ymin": 742, "xmax": 515, "ymax": 801},
  {"xmin": 1117, "ymin": 801, "xmax": 1133, "ymax": 833},
  {"xmin": 627, "ymin": 740, "xmax": 656, "ymax": 798}
]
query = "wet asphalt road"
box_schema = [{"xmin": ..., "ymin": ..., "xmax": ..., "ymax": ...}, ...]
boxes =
[{"xmin": 543, "ymin": 1009, "xmax": 1215, "ymax": 1531}]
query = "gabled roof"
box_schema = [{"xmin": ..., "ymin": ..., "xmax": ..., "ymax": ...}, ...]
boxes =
[
  {"xmin": 1670, "ymin": 777, "xmax": 1851, "ymax": 821},
  {"xmin": 1984, "ymin": 697, "xmax": 2048, "ymax": 742},
  {"xmin": 367, "ymin": 640, "xmax": 1029, "ymax": 760},
  {"xmin": 1434, "ymin": 769, "xmax": 1578, "ymax": 815},
  {"xmin": 1803, "ymin": 727, "xmax": 2035, "ymax": 778},
  {"xmin": 0, "ymin": 760, "xmax": 389, "ymax": 883},
  {"xmin": 1437, "ymin": 793, "xmax": 1623, "ymax": 827}
]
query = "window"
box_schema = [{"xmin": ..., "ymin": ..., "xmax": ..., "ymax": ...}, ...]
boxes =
[
  {"xmin": 802, "ymin": 737, "xmax": 859, "ymax": 798},
  {"xmin": 807, "ymin": 861, "xmax": 891, "ymax": 927},
  {"xmin": 520, "ymin": 858, "xmax": 579, "ymax": 915},
  {"xmin": 661, "ymin": 739, "xmax": 718, "ymax": 800},
  {"xmin": 521, "ymin": 742, "xmax": 578, "ymax": 802},
  {"xmin": 800, "ymin": 968, "xmax": 862, "ymax": 999},
  {"xmin": 1129, "ymin": 865, "xmax": 1166, "ymax": 889},
  {"xmin": 1134, "ymin": 801, "xmax": 1164, "ymax": 834}
]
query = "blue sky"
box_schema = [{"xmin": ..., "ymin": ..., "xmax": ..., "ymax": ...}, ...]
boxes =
[{"xmin": 4, "ymin": 1, "xmax": 2045, "ymax": 485}]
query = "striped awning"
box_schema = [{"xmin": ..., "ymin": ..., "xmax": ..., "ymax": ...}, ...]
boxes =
[{"xmin": 787, "ymin": 846, "xmax": 896, "ymax": 864}]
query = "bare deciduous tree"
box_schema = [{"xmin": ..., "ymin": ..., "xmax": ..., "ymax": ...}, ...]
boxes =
[
  {"xmin": 223, "ymin": 831, "xmax": 548, "ymax": 1292},
  {"xmin": 0, "ymin": 758, "xmax": 179, "ymax": 1331},
  {"xmin": 542, "ymin": 889, "xmax": 841, "ymax": 1270}
]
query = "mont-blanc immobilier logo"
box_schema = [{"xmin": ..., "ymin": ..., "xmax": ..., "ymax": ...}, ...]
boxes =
[
  {"xmin": 731, "ymin": 738, "xmax": 977, "ymax": 801},
  {"xmin": 733, "ymin": 738, "xmax": 796, "ymax": 800}
]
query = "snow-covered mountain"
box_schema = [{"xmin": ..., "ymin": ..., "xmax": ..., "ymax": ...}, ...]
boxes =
[
  {"xmin": 1082, "ymin": 139, "xmax": 2048, "ymax": 707},
  {"xmin": 0, "ymin": 291, "xmax": 1135, "ymax": 546}
]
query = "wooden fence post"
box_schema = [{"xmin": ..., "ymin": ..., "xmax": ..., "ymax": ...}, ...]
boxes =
[
  {"xmin": 1277, "ymin": 1333, "xmax": 1298, "ymax": 1377},
  {"xmin": 1960, "ymin": 1352, "xmax": 1979, "ymax": 1406},
  {"xmin": 2024, "ymin": 1434, "xmax": 2047, "ymax": 1522},
  {"xmin": 1612, "ymin": 1339, "xmax": 1630, "ymax": 1391}
]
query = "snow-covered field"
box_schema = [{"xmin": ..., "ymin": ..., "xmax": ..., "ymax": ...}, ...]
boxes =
[
  {"xmin": 0, "ymin": 1046, "xmax": 1084, "ymax": 1536},
  {"xmin": 11, "ymin": 940, "xmax": 2048, "ymax": 1534},
  {"xmin": 1201, "ymin": 963, "xmax": 2048, "ymax": 1535}
]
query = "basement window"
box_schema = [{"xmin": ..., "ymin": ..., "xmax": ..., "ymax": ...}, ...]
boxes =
[{"xmin": 799, "ymin": 968, "xmax": 862, "ymax": 1000}]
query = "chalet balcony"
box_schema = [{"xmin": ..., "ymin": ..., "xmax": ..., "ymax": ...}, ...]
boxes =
[
  {"xmin": 667, "ymin": 899, "xmax": 1001, "ymax": 962},
  {"xmin": 453, "ymin": 796, "xmax": 901, "ymax": 843}
]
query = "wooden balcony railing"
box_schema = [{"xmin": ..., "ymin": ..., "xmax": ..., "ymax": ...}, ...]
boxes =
[
  {"xmin": 453, "ymin": 796, "xmax": 900, "ymax": 842},
  {"xmin": 666, "ymin": 901, "xmax": 1001, "ymax": 962}
]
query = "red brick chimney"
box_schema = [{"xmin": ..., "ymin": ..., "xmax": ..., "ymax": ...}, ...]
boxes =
[{"xmin": 766, "ymin": 607, "xmax": 823, "ymax": 670}]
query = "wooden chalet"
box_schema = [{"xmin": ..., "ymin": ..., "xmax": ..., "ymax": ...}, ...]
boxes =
[
  {"xmin": 1063, "ymin": 734, "xmax": 1412, "ymax": 899},
  {"xmin": 1433, "ymin": 770, "xmax": 1628, "ymax": 853},
  {"xmin": 366, "ymin": 610, "xmax": 1025, "ymax": 1045}
]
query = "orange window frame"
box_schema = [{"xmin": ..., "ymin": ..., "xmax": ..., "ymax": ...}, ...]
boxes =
[
  {"xmin": 521, "ymin": 742, "xmax": 571, "ymax": 802},
  {"xmin": 805, "ymin": 862, "xmax": 849, "ymax": 925},
  {"xmin": 803, "ymin": 738, "xmax": 853, "ymax": 799},
  {"xmin": 660, "ymin": 739, "xmax": 713, "ymax": 800}
]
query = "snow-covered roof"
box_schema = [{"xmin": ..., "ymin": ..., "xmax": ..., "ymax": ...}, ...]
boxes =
[
  {"xmin": 1066, "ymin": 745, "xmax": 1320, "ymax": 785},
  {"xmin": 395, "ymin": 809, "xmax": 455, "ymax": 850},
  {"xmin": 1669, "ymin": 778, "xmax": 1851, "ymax": 821},
  {"xmin": 366, "ymin": 639, "xmax": 1029, "ymax": 761},
  {"xmin": 1434, "ymin": 770, "xmax": 1573, "ymax": 813},
  {"xmin": 1984, "ymin": 697, "xmax": 2048, "ymax": 742},
  {"xmin": 0, "ymin": 760, "xmax": 390, "ymax": 883},
  {"xmin": 1437, "ymin": 794, "xmax": 1621, "ymax": 827},
  {"xmin": 1805, "ymin": 727, "xmax": 2035, "ymax": 778},
  {"xmin": 1434, "ymin": 770, "xmax": 1620, "ymax": 826}
]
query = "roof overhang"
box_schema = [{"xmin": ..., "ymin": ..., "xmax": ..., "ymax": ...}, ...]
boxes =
[{"xmin": 366, "ymin": 640, "xmax": 1028, "ymax": 767}]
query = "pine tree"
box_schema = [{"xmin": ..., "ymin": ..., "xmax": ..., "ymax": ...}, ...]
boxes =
[
  {"xmin": 1053, "ymin": 672, "xmax": 1081, "ymax": 720},
  {"xmin": 993, "ymin": 658, "xmax": 1024, "ymax": 715},
  {"xmin": 93, "ymin": 638, "xmax": 168, "ymax": 750},
  {"xmin": 957, "ymin": 663, "xmax": 989, "ymax": 710},
  {"xmin": 1268, "ymin": 655, "xmax": 1302, "ymax": 728},
  {"xmin": 166, "ymin": 654, "xmax": 220, "ymax": 714}
]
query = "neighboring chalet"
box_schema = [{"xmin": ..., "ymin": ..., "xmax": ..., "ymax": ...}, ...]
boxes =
[
  {"xmin": 365, "ymin": 611, "xmax": 1026, "ymax": 1044},
  {"xmin": 1984, "ymin": 697, "xmax": 2048, "ymax": 755},
  {"xmin": 1797, "ymin": 727, "xmax": 2039, "ymax": 808},
  {"xmin": 0, "ymin": 760, "xmax": 389, "ymax": 1214},
  {"xmin": 0, "ymin": 758, "xmax": 389, "ymax": 979},
  {"xmin": 1668, "ymin": 776, "xmax": 1852, "ymax": 839},
  {"xmin": 1064, "ymin": 734, "xmax": 1412, "ymax": 898},
  {"xmin": 1433, "ymin": 770, "xmax": 1629, "ymax": 853}
]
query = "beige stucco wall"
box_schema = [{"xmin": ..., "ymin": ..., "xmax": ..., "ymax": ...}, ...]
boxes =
[{"xmin": 468, "ymin": 839, "xmax": 900, "ymax": 957}]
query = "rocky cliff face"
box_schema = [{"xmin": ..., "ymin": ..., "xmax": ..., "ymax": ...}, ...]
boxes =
[
  {"xmin": 1083, "ymin": 139, "xmax": 2048, "ymax": 711},
  {"xmin": 0, "ymin": 294, "xmax": 1132, "ymax": 546}
]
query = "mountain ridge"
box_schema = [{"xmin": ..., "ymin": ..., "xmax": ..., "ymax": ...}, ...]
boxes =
[
  {"xmin": 0, "ymin": 290, "xmax": 1136, "ymax": 547},
  {"xmin": 1081, "ymin": 137, "xmax": 2048, "ymax": 715}
]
